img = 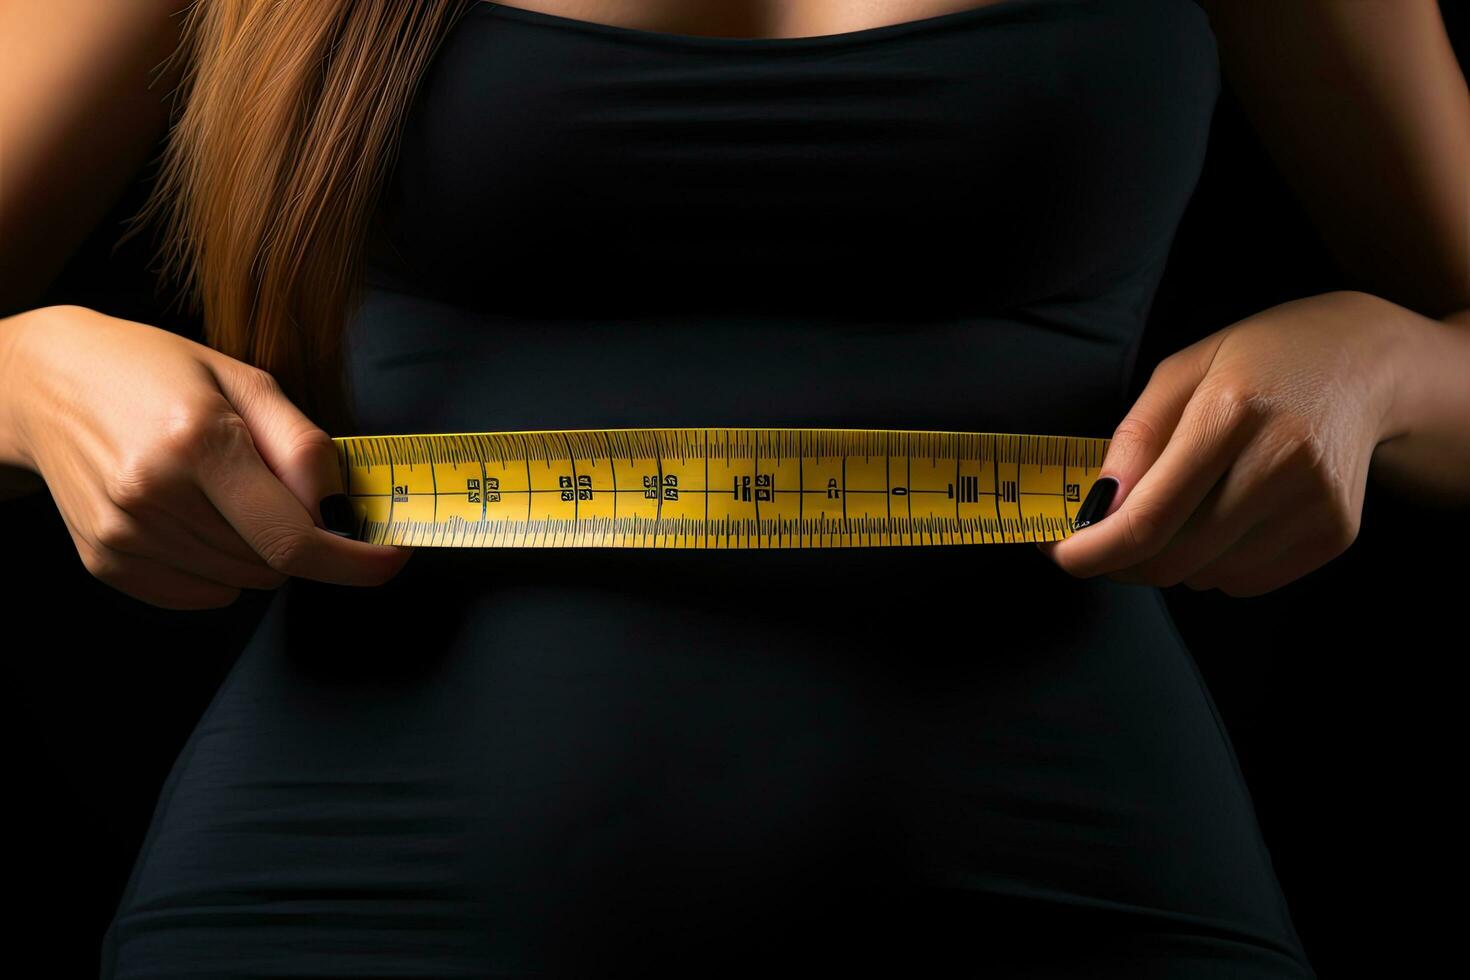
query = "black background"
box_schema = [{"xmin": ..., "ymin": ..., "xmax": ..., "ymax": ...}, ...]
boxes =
[{"xmin": 4, "ymin": 7, "xmax": 1464, "ymax": 976}]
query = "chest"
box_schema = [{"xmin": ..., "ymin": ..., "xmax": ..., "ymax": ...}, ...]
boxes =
[{"xmin": 372, "ymin": 0, "xmax": 1220, "ymax": 315}]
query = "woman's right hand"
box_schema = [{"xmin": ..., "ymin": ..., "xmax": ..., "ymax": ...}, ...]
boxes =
[{"xmin": 3, "ymin": 305, "xmax": 414, "ymax": 610}]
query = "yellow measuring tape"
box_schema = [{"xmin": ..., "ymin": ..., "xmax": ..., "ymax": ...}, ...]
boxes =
[{"xmin": 330, "ymin": 428, "xmax": 1110, "ymax": 548}]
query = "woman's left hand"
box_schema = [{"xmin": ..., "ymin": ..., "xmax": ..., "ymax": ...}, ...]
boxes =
[{"xmin": 1036, "ymin": 290, "xmax": 1406, "ymax": 597}]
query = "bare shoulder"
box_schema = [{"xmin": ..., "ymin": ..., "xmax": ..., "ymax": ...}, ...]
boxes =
[{"xmin": 0, "ymin": 0, "xmax": 196, "ymax": 312}]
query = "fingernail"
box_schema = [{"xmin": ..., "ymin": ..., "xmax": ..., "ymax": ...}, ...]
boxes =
[
  {"xmin": 319, "ymin": 493, "xmax": 358, "ymax": 539},
  {"xmin": 1072, "ymin": 477, "xmax": 1118, "ymax": 531}
]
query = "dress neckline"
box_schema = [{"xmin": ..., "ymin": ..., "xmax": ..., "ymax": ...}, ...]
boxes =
[{"xmin": 474, "ymin": 0, "xmax": 1059, "ymax": 51}]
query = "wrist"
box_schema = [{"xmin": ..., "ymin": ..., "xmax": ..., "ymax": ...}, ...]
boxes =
[
  {"xmin": 1365, "ymin": 294, "xmax": 1466, "ymax": 446},
  {"xmin": 0, "ymin": 305, "xmax": 53, "ymax": 472}
]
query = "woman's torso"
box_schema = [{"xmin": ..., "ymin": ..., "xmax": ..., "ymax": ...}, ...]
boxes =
[{"xmin": 102, "ymin": 3, "xmax": 1319, "ymax": 976}]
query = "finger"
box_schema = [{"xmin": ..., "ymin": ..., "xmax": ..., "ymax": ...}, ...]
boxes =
[
  {"xmin": 1105, "ymin": 437, "xmax": 1320, "ymax": 588},
  {"xmin": 105, "ymin": 473, "xmax": 298, "ymax": 580},
  {"xmin": 91, "ymin": 502, "xmax": 289, "ymax": 591},
  {"xmin": 163, "ymin": 479, "xmax": 298, "ymax": 568},
  {"xmin": 1040, "ymin": 344, "xmax": 1219, "ymax": 565},
  {"xmin": 207, "ymin": 362, "xmax": 353, "ymax": 529},
  {"xmin": 1182, "ymin": 505, "xmax": 1348, "ymax": 597},
  {"xmin": 74, "ymin": 536, "xmax": 244, "ymax": 611},
  {"xmin": 1047, "ymin": 338, "xmax": 1258, "ymax": 577},
  {"xmin": 184, "ymin": 407, "xmax": 412, "ymax": 587},
  {"xmin": 1229, "ymin": 531, "xmax": 1356, "ymax": 597},
  {"xmin": 1185, "ymin": 445, "xmax": 1371, "ymax": 598},
  {"xmin": 1078, "ymin": 390, "xmax": 1260, "ymax": 578}
]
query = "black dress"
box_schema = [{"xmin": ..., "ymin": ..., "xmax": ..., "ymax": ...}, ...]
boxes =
[{"xmin": 102, "ymin": 1, "xmax": 1318, "ymax": 976}]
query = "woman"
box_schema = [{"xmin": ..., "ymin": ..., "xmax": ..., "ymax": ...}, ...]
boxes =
[{"xmin": 2, "ymin": 0, "xmax": 1466, "ymax": 975}]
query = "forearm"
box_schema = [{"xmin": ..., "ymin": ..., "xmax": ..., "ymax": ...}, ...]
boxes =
[
  {"xmin": 1369, "ymin": 298, "xmax": 1470, "ymax": 506},
  {"xmin": 0, "ymin": 308, "xmax": 46, "ymax": 503}
]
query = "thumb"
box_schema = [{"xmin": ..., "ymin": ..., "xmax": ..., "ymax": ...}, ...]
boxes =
[
  {"xmin": 1059, "ymin": 334, "xmax": 1227, "ymax": 539},
  {"xmin": 210, "ymin": 361, "xmax": 361, "ymax": 539}
]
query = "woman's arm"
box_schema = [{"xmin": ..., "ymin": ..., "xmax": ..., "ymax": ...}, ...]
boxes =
[
  {"xmin": 1198, "ymin": 0, "xmax": 1470, "ymax": 503},
  {"xmin": 0, "ymin": 311, "xmax": 49, "ymax": 500},
  {"xmin": 1367, "ymin": 297, "xmax": 1470, "ymax": 504},
  {"xmin": 1038, "ymin": 1, "xmax": 1468, "ymax": 593},
  {"xmin": 1199, "ymin": 0, "xmax": 1467, "ymax": 316},
  {"xmin": 0, "ymin": 0, "xmax": 189, "ymax": 502}
]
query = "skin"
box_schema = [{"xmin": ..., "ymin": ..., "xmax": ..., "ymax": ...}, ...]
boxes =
[
  {"xmin": 0, "ymin": 1, "xmax": 416, "ymax": 607},
  {"xmin": 471, "ymin": 0, "xmax": 1016, "ymax": 38},
  {"xmin": 1037, "ymin": 0, "xmax": 1470, "ymax": 596},
  {"xmin": 2, "ymin": 305, "xmax": 414, "ymax": 606},
  {"xmin": 1038, "ymin": 290, "xmax": 1470, "ymax": 596},
  {"xmin": 0, "ymin": 0, "xmax": 1466, "ymax": 609}
]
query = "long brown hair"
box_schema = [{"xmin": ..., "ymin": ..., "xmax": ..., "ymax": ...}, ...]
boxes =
[{"xmin": 125, "ymin": 0, "xmax": 474, "ymax": 435}]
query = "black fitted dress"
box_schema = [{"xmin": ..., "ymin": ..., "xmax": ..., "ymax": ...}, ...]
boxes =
[{"xmin": 102, "ymin": 1, "xmax": 1318, "ymax": 976}]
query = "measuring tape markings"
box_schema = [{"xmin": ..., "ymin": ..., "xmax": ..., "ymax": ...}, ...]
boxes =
[{"xmin": 331, "ymin": 428, "xmax": 1111, "ymax": 548}]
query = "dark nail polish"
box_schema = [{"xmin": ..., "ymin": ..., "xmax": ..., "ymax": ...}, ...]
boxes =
[
  {"xmin": 319, "ymin": 493, "xmax": 358, "ymax": 539},
  {"xmin": 1072, "ymin": 477, "xmax": 1118, "ymax": 531}
]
